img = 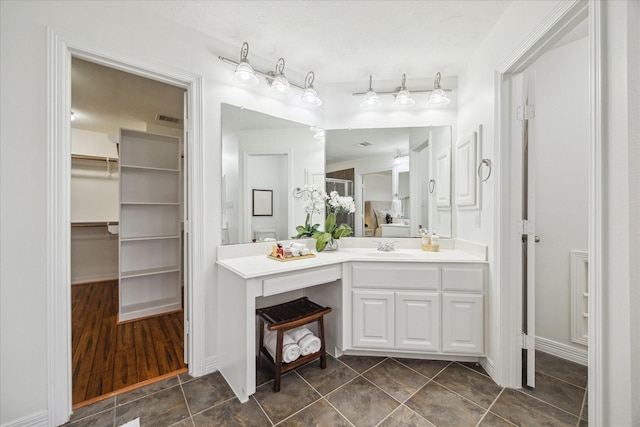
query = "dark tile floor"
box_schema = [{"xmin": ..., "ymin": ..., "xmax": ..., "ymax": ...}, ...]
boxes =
[{"xmin": 63, "ymin": 351, "xmax": 588, "ymax": 426}]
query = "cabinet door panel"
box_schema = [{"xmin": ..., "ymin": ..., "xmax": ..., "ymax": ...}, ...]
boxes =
[
  {"xmin": 442, "ymin": 293, "xmax": 484, "ymax": 354},
  {"xmin": 353, "ymin": 290, "xmax": 394, "ymax": 349},
  {"xmin": 395, "ymin": 292, "xmax": 440, "ymax": 351}
]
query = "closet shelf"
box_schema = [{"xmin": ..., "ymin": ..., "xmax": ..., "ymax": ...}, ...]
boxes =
[
  {"xmin": 121, "ymin": 266, "xmax": 180, "ymax": 279},
  {"xmin": 72, "ymin": 154, "xmax": 118, "ymax": 163},
  {"xmin": 120, "ymin": 202, "xmax": 180, "ymax": 206},
  {"xmin": 120, "ymin": 235, "xmax": 180, "ymax": 242},
  {"xmin": 120, "ymin": 164, "xmax": 179, "ymax": 173},
  {"xmin": 72, "ymin": 221, "xmax": 119, "ymax": 227}
]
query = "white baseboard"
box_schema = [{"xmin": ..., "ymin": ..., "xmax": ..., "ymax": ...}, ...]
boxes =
[
  {"xmin": 480, "ymin": 356, "xmax": 495, "ymax": 378},
  {"xmin": 203, "ymin": 355, "xmax": 217, "ymax": 374},
  {"xmin": 536, "ymin": 336, "xmax": 588, "ymax": 366},
  {"xmin": 71, "ymin": 273, "xmax": 118, "ymax": 285},
  {"xmin": 1, "ymin": 411, "xmax": 48, "ymax": 427}
]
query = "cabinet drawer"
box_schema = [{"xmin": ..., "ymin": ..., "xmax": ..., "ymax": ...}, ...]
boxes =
[
  {"xmin": 262, "ymin": 265, "xmax": 341, "ymax": 296},
  {"xmin": 442, "ymin": 265, "xmax": 485, "ymax": 292},
  {"xmin": 351, "ymin": 263, "xmax": 439, "ymax": 290}
]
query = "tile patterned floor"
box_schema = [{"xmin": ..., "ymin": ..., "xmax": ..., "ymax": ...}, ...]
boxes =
[{"xmin": 63, "ymin": 351, "xmax": 588, "ymax": 426}]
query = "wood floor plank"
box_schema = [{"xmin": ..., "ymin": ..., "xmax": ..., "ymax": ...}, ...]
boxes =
[
  {"xmin": 155, "ymin": 340, "xmax": 181, "ymax": 374},
  {"xmin": 72, "ymin": 328, "xmax": 100, "ymax": 404},
  {"xmin": 113, "ymin": 349, "xmax": 138, "ymax": 390},
  {"xmin": 91, "ymin": 317, "xmax": 117, "ymax": 374},
  {"xmin": 149, "ymin": 316, "xmax": 171, "ymax": 342},
  {"xmin": 116, "ymin": 322, "xmax": 135, "ymax": 352},
  {"xmin": 85, "ymin": 370, "xmax": 114, "ymax": 401},
  {"xmin": 165, "ymin": 313, "xmax": 186, "ymax": 365},
  {"xmin": 133, "ymin": 321, "xmax": 160, "ymax": 382}
]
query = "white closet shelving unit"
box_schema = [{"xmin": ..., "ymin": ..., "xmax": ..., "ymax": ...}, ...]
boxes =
[{"xmin": 118, "ymin": 129, "xmax": 182, "ymax": 322}]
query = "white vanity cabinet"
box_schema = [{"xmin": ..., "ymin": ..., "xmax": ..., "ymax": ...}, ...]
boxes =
[
  {"xmin": 216, "ymin": 245, "xmax": 488, "ymax": 403},
  {"xmin": 348, "ymin": 261, "xmax": 484, "ymax": 356}
]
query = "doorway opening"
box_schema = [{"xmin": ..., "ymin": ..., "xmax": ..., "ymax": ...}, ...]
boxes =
[{"xmin": 70, "ymin": 58, "xmax": 188, "ymax": 407}]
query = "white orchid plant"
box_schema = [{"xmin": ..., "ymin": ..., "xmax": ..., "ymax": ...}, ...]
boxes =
[{"xmin": 293, "ymin": 185, "xmax": 356, "ymax": 251}]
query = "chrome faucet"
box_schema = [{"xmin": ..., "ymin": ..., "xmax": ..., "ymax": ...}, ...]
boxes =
[{"xmin": 374, "ymin": 240, "xmax": 398, "ymax": 252}]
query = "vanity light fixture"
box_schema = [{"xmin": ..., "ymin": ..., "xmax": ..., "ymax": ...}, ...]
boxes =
[
  {"xmin": 269, "ymin": 58, "xmax": 293, "ymax": 97},
  {"xmin": 232, "ymin": 42, "xmax": 260, "ymax": 86},
  {"xmin": 301, "ymin": 72, "xmax": 322, "ymax": 107},
  {"xmin": 353, "ymin": 72, "xmax": 452, "ymax": 109},
  {"xmin": 392, "ymin": 74, "xmax": 415, "ymax": 109},
  {"xmin": 218, "ymin": 42, "xmax": 322, "ymax": 107},
  {"xmin": 427, "ymin": 72, "xmax": 451, "ymax": 106},
  {"xmin": 70, "ymin": 111, "xmax": 75, "ymax": 121},
  {"xmin": 360, "ymin": 75, "xmax": 382, "ymax": 110}
]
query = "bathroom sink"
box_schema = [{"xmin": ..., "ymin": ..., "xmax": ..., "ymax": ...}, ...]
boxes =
[{"xmin": 364, "ymin": 251, "xmax": 417, "ymax": 258}]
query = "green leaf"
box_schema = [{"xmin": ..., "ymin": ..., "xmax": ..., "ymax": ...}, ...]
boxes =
[
  {"xmin": 312, "ymin": 231, "xmax": 332, "ymax": 252},
  {"xmin": 325, "ymin": 213, "xmax": 337, "ymax": 233},
  {"xmin": 333, "ymin": 224, "xmax": 352, "ymax": 239}
]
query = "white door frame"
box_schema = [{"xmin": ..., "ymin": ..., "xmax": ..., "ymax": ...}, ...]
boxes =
[
  {"xmin": 46, "ymin": 28, "xmax": 205, "ymax": 425},
  {"xmin": 494, "ymin": 0, "xmax": 602, "ymax": 423}
]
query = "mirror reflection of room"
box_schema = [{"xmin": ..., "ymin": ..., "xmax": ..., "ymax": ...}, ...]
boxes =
[
  {"xmin": 325, "ymin": 126, "xmax": 452, "ymax": 239},
  {"xmin": 221, "ymin": 103, "xmax": 324, "ymax": 245}
]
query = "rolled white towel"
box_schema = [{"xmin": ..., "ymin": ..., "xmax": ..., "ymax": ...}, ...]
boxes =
[
  {"xmin": 264, "ymin": 328, "xmax": 301, "ymax": 363},
  {"xmin": 290, "ymin": 242, "xmax": 307, "ymax": 249},
  {"xmin": 287, "ymin": 327, "xmax": 322, "ymax": 356}
]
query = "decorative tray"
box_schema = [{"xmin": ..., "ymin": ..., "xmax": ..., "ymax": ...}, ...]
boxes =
[{"xmin": 267, "ymin": 253, "xmax": 316, "ymax": 262}]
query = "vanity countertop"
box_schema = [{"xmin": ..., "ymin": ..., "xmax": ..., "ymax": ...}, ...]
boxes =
[{"xmin": 217, "ymin": 247, "xmax": 487, "ymax": 279}]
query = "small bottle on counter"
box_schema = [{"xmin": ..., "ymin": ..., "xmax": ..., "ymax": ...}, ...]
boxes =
[
  {"xmin": 430, "ymin": 231, "xmax": 440, "ymax": 252},
  {"xmin": 421, "ymin": 229, "xmax": 431, "ymax": 251}
]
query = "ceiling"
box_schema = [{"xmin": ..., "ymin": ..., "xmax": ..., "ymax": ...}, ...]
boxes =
[
  {"xmin": 72, "ymin": 1, "xmax": 512, "ymax": 136},
  {"xmin": 71, "ymin": 58, "xmax": 186, "ymax": 135}
]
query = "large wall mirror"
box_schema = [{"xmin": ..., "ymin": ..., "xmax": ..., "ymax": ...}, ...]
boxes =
[
  {"xmin": 326, "ymin": 126, "xmax": 452, "ymax": 239},
  {"xmin": 221, "ymin": 103, "xmax": 324, "ymax": 245}
]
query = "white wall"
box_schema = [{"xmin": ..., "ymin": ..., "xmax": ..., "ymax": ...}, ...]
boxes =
[
  {"xmin": 530, "ymin": 37, "xmax": 589, "ymax": 352},
  {"xmin": 364, "ymin": 173, "xmax": 392, "ymax": 201}
]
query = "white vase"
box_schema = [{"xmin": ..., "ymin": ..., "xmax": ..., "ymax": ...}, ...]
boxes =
[{"xmin": 324, "ymin": 239, "xmax": 340, "ymax": 251}]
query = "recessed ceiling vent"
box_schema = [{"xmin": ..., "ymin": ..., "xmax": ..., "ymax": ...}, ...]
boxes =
[
  {"xmin": 355, "ymin": 141, "xmax": 373, "ymax": 148},
  {"xmin": 156, "ymin": 114, "xmax": 181, "ymax": 124}
]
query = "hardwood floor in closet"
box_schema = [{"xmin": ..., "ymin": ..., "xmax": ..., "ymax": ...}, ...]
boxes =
[{"xmin": 72, "ymin": 280, "xmax": 187, "ymax": 407}]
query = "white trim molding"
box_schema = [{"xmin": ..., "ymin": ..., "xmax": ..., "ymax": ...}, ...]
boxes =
[
  {"xmin": 1, "ymin": 411, "xmax": 48, "ymax": 427},
  {"xmin": 535, "ymin": 336, "xmax": 588, "ymax": 367},
  {"xmin": 46, "ymin": 27, "xmax": 205, "ymax": 425}
]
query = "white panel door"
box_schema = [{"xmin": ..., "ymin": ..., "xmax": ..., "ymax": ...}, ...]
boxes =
[
  {"xmin": 395, "ymin": 291, "xmax": 440, "ymax": 351},
  {"xmin": 353, "ymin": 290, "xmax": 394, "ymax": 349},
  {"xmin": 442, "ymin": 293, "xmax": 484, "ymax": 354}
]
